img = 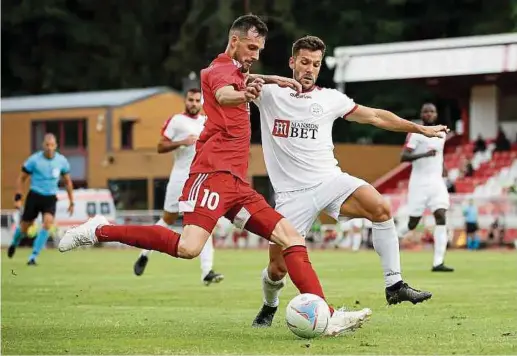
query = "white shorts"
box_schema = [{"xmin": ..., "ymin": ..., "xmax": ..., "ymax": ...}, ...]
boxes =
[
  {"xmin": 406, "ymin": 182, "xmax": 450, "ymax": 217},
  {"xmin": 274, "ymin": 173, "xmax": 368, "ymax": 238},
  {"xmin": 163, "ymin": 178, "xmax": 187, "ymax": 213}
]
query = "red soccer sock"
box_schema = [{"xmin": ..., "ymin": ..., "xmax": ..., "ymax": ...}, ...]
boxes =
[
  {"xmin": 283, "ymin": 245, "xmax": 334, "ymax": 314},
  {"xmin": 96, "ymin": 225, "xmax": 180, "ymax": 257}
]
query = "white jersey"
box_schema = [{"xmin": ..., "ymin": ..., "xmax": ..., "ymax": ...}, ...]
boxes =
[
  {"xmin": 254, "ymin": 85, "xmax": 357, "ymax": 193},
  {"xmin": 161, "ymin": 113, "xmax": 206, "ymax": 182},
  {"xmin": 405, "ymin": 133, "xmax": 445, "ymax": 186}
]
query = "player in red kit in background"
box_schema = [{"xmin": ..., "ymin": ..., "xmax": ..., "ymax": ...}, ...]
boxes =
[{"xmin": 58, "ymin": 15, "xmax": 369, "ymax": 336}]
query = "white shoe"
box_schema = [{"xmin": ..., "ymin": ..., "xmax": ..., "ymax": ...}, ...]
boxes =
[
  {"xmin": 324, "ymin": 307, "xmax": 372, "ymax": 336},
  {"xmin": 58, "ymin": 215, "xmax": 109, "ymax": 252}
]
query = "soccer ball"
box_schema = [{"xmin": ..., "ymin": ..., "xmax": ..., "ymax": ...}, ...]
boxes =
[{"xmin": 285, "ymin": 293, "xmax": 331, "ymax": 339}]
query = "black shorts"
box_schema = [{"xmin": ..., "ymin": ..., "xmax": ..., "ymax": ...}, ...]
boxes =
[
  {"xmin": 21, "ymin": 190, "xmax": 57, "ymax": 222},
  {"xmin": 466, "ymin": 222, "xmax": 478, "ymax": 234}
]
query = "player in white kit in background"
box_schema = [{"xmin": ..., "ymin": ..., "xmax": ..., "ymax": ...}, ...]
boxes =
[
  {"xmin": 398, "ymin": 103, "xmax": 454, "ymax": 272},
  {"xmin": 133, "ymin": 88, "xmax": 224, "ymax": 285},
  {"xmin": 250, "ymin": 36, "xmax": 448, "ymax": 327}
]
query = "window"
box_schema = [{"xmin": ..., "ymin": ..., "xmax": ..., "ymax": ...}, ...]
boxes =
[
  {"xmin": 153, "ymin": 178, "xmax": 169, "ymax": 210},
  {"xmin": 121, "ymin": 120, "xmax": 135, "ymax": 150},
  {"xmin": 31, "ymin": 119, "xmax": 87, "ymax": 151},
  {"xmin": 108, "ymin": 179, "xmax": 148, "ymax": 210},
  {"xmin": 100, "ymin": 202, "xmax": 111, "ymax": 215}
]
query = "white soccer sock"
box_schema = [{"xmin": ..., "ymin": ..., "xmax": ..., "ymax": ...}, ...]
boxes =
[
  {"xmin": 351, "ymin": 232, "xmax": 362, "ymax": 251},
  {"xmin": 262, "ymin": 268, "xmax": 286, "ymax": 308},
  {"xmin": 397, "ymin": 221, "xmax": 410, "ymax": 238},
  {"xmin": 433, "ymin": 225, "xmax": 448, "ymax": 267},
  {"xmin": 372, "ymin": 219, "xmax": 403, "ymax": 287},
  {"xmin": 141, "ymin": 218, "xmax": 172, "ymax": 258},
  {"xmin": 200, "ymin": 235, "xmax": 214, "ymax": 279}
]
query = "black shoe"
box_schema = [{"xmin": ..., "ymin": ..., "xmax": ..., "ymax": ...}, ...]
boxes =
[
  {"xmin": 133, "ymin": 255, "xmax": 149, "ymax": 276},
  {"xmin": 7, "ymin": 245, "xmax": 16, "ymax": 258},
  {"xmin": 203, "ymin": 270, "xmax": 224, "ymax": 286},
  {"xmin": 27, "ymin": 259, "xmax": 37, "ymax": 266},
  {"xmin": 386, "ymin": 281, "xmax": 432, "ymax": 305},
  {"xmin": 252, "ymin": 304, "xmax": 278, "ymax": 327},
  {"xmin": 432, "ymin": 263, "xmax": 454, "ymax": 272}
]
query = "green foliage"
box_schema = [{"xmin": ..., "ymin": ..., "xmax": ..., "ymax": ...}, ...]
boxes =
[{"xmin": 2, "ymin": 0, "xmax": 515, "ymax": 142}]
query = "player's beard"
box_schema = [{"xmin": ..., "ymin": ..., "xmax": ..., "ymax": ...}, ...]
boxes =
[
  {"xmin": 296, "ymin": 72, "xmax": 316, "ymax": 91},
  {"xmin": 187, "ymin": 107, "xmax": 200, "ymax": 116}
]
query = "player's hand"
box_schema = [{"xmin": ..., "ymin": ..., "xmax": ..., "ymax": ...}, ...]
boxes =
[
  {"xmin": 268, "ymin": 75, "xmax": 302, "ymax": 93},
  {"xmin": 425, "ymin": 149, "xmax": 437, "ymax": 157},
  {"xmin": 67, "ymin": 202, "xmax": 74, "ymax": 216},
  {"xmin": 181, "ymin": 135, "xmax": 198, "ymax": 146},
  {"xmin": 245, "ymin": 80, "xmax": 263, "ymax": 101},
  {"xmin": 420, "ymin": 125, "xmax": 449, "ymax": 138}
]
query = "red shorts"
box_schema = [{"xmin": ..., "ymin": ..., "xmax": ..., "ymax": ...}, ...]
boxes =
[{"xmin": 179, "ymin": 172, "xmax": 283, "ymax": 239}]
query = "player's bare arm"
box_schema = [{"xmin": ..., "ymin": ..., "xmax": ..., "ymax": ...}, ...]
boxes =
[
  {"xmin": 14, "ymin": 171, "xmax": 30, "ymax": 209},
  {"xmin": 400, "ymin": 147, "xmax": 436, "ymax": 163},
  {"xmin": 215, "ymin": 83, "xmax": 261, "ymax": 106},
  {"xmin": 247, "ymin": 74, "xmax": 302, "ymax": 92},
  {"xmin": 157, "ymin": 135, "xmax": 197, "ymax": 154},
  {"xmin": 346, "ymin": 105, "xmax": 449, "ymax": 138},
  {"xmin": 62, "ymin": 173, "xmax": 75, "ymax": 215}
]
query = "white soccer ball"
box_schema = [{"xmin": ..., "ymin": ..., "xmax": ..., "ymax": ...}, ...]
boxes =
[{"xmin": 285, "ymin": 293, "xmax": 331, "ymax": 339}]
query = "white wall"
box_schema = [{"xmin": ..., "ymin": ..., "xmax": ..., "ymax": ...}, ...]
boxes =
[{"xmin": 470, "ymin": 85, "xmax": 498, "ymax": 139}]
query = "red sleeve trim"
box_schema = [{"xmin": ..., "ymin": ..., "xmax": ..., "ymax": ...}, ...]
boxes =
[
  {"xmin": 343, "ymin": 104, "xmax": 359, "ymax": 118},
  {"xmin": 160, "ymin": 115, "xmax": 175, "ymax": 137},
  {"xmin": 403, "ymin": 133, "xmax": 415, "ymax": 150}
]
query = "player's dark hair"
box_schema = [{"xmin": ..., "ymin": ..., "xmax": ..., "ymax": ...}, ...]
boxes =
[
  {"xmin": 230, "ymin": 14, "xmax": 268, "ymax": 38},
  {"xmin": 186, "ymin": 88, "xmax": 201, "ymax": 96},
  {"xmin": 292, "ymin": 36, "xmax": 326, "ymax": 57}
]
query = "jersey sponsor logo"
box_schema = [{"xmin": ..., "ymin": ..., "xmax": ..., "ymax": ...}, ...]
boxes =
[
  {"xmin": 290, "ymin": 92, "xmax": 312, "ymax": 99},
  {"xmin": 272, "ymin": 119, "xmax": 318, "ymax": 139}
]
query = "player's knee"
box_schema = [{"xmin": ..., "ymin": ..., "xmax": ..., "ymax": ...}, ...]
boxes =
[
  {"xmin": 268, "ymin": 260, "xmax": 287, "ymax": 281},
  {"xmin": 369, "ymin": 200, "xmax": 392, "ymax": 222},
  {"xmin": 177, "ymin": 241, "xmax": 202, "ymax": 259},
  {"xmin": 434, "ymin": 209, "xmax": 447, "ymax": 225}
]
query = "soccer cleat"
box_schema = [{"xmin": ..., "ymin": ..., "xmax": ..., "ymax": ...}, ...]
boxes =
[
  {"xmin": 324, "ymin": 307, "xmax": 372, "ymax": 336},
  {"xmin": 27, "ymin": 259, "xmax": 37, "ymax": 266},
  {"xmin": 432, "ymin": 263, "xmax": 454, "ymax": 272},
  {"xmin": 203, "ymin": 270, "xmax": 224, "ymax": 286},
  {"xmin": 7, "ymin": 245, "xmax": 16, "ymax": 258},
  {"xmin": 252, "ymin": 304, "xmax": 278, "ymax": 327},
  {"xmin": 133, "ymin": 255, "xmax": 149, "ymax": 276},
  {"xmin": 58, "ymin": 215, "xmax": 109, "ymax": 252},
  {"xmin": 385, "ymin": 282, "xmax": 432, "ymax": 305}
]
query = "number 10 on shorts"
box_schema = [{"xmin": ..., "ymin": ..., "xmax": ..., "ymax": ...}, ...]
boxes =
[{"xmin": 200, "ymin": 189, "xmax": 220, "ymax": 210}]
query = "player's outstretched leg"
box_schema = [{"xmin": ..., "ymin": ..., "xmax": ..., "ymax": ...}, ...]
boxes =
[
  {"xmin": 341, "ymin": 185, "xmax": 432, "ymax": 305},
  {"xmin": 133, "ymin": 213, "xmax": 183, "ymax": 276},
  {"xmin": 248, "ymin": 210, "xmax": 372, "ymax": 335}
]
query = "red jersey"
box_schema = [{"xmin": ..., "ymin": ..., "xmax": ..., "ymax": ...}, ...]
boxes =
[{"xmin": 190, "ymin": 53, "xmax": 251, "ymax": 182}]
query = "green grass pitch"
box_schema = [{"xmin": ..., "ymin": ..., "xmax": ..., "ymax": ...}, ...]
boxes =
[{"xmin": 2, "ymin": 248, "xmax": 516, "ymax": 354}]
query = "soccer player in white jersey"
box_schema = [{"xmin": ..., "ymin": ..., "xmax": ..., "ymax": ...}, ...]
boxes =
[
  {"xmin": 250, "ymin": 36, "xmax": 447, "ymax": 327},
  {"xmin": 132, "ymin": 88, "xmax": 224, "ymax": 285},
  {"xmin": 398, "ymin": 103, "xmax": 454, "ymax": 272}
]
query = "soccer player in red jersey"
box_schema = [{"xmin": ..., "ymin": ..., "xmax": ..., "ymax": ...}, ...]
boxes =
[{"xmin": 58, "ymin": 15, "xmax": 368, "ymax": 335}]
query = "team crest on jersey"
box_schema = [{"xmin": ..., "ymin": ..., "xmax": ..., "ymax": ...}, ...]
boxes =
[
  {"xmin": 309, "ymin": 103, "xmax": 324, "ymax": 117},
  {"xmin": 272, "ymin": 119, "xmax": 318, "ymax": 139}
]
